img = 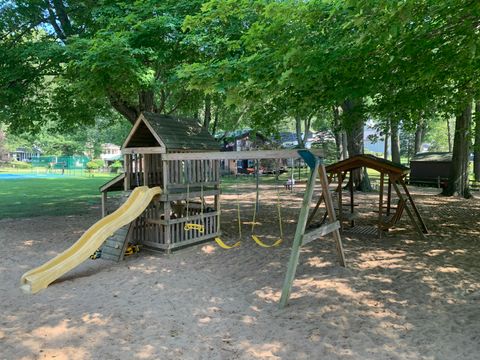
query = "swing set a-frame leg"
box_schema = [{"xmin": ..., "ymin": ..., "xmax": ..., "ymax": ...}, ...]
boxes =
[
  {"xmin": 279, "ymin": 160, "xmax": 319, "ymax": 308},
  {"xmin": 279, "ymin": 153, "xmax": 346, "ymax": 308}
]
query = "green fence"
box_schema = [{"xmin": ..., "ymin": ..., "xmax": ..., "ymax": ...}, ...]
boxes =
[{"xmin": 31, "ymin": 155, "xmax": 90, "ymax": 169}]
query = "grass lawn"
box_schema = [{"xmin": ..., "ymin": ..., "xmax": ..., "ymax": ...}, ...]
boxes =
[{"xmin": 0, "ymin": 174, "xmax": 115, "ymax": 219}]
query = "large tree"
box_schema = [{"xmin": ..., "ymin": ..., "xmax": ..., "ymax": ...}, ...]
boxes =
[{"xmin": 0, "ymin": 0, "xmax": 206, "ymax": 130}]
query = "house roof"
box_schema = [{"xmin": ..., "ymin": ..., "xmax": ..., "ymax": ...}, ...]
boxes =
[
  {"xmin": 411, "ymin": 152, "xmax": 452, "ymax": 162},
  {"xmin": 326, "ymin": 154, "xmax": 410, "ymax": 176},
  {"xmin": 123, "ymin": 112, "xmax": 219, "ymax": 152}
]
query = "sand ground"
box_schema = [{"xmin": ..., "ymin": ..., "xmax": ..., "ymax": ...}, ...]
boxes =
[{"xmin": 1, "ymin": 186, "xmax": 479, "ymax": 360}]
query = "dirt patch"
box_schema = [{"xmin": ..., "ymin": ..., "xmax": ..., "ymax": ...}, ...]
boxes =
[{"xmin": 1, "ymin": 185, "xmax": 479, "ymax": 359}]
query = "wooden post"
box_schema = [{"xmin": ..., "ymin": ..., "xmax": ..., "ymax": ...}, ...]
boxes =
[
  {"xmin": 124, "ymin": 154, "xmax": 131, "ymax": 191},
  {"xmin": 279, "ymin": 160, "xmax": 319, "ymax": 308},
  {"xmin": 279, "ymin": 154, "xmax": 346, "ymax": 308},
  {"xmin": 387, "ymin": 178, "xmax": 392, "ymax": 216},
  {"xmin": 399, "ymin": 179, "xmax": 428, "ymax": 234},
  {"xmin": 349, "ymin": 170, "xmax": 354, "ymax": 227},
  {"xmin": 318, "ymin": 164, "xmax": 346, "ymax": 267},
  {"xmin": 338, "ymin": 171, "xmax": 343, "ymax": 230},
  {"xmin": 101, "ymin": 191, "xmax": 107, "ymax": 218},
  {"xmin": 378, "ymin": 173, "xmax": 385, "ymax": 238},
  {"xmin": 390, "ymin": 176, "xmax": 425, "ymax": 239},
  {"xmin": 144, "ymin": 154, "xmax": 150, "ymax": 187}
]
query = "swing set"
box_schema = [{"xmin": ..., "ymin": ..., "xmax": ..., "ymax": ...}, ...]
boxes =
[{"xmin": 215, "ymin": 160, "xmax": 284, "ymax": 249}]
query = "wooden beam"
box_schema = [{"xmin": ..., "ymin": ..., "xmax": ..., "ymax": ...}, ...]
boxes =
[
  {"xmin": 302, "ymin": 221, "xmax": 340, "ymax": 245},
  {"xmin": 121, "ymin": 147, "xmax": 166, "ymax": 154},
  {"xmin": 399, "ymin": 179, "xmax": 428, "ymax": 234},
  {"xmin": 378, "ymin": 172, "xmax": 385, "ymax": 238},
  {"xmin": 279, "ymin": 160, "xmax": 320, "ymax": 308},
  {"xmin": 101, "ymin": 191, "xmax": 107, "ymax": 218},
  {"xmin": 390, "ymin": 177, "xmax": 425, "ymax": 239},
  {"xmin": 162, "ymin": 149, "xmax": 323, "ymax": 161},
  {"xmin": 318, "ymin": 164, "xmax": 346, "ymax": 267}
]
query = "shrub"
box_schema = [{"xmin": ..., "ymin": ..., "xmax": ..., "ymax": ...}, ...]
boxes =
[
  {"xmin": 110, "ymin": 160, "xmax": 123, "ymax": 173},
  {"xmin": 86, "ymin": 161, "xmax": 101, "ymax": 171},
  {"xmin": 9, "ymin": 160, "xmax": 32, "ymax": 169}
]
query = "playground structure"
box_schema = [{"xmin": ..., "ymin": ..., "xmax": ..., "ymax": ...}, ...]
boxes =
[
  {"xmin": 100, "ymin": 112, "xmax": 334, "ymax": 253},
  {"xmin": 306, "ymin": 155, "xmax": 428, "ymax": 238},
  {"xmin": 21, "ymin": 112, "xmax": 346, "ymax": 305}
]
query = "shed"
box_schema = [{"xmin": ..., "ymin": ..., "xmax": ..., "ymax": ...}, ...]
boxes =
[{"xmin": 409, "ymin": 152, "xmax": 452, "ymax": 187}]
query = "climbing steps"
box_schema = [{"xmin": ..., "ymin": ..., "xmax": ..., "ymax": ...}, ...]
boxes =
[{"xmin": 100, "ymin": 224, "xmax": 133, "ymax": 262}]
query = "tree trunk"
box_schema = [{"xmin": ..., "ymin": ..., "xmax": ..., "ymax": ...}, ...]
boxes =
[
  {"xmin": 332, "ymin": 105, "xmax": 343, "ymax": 160},
  {"xmin": 443, "ymin": 104, "xmax": 472, "ymax": 198},
  {"xmin": 474, "ymin": 101, "xmax": 480, "ymax": 181},
  {"xmin": 414, "ymin": 122, "xmax": 424, "ymax": 154},
  {"xmin": 295, "ymin": 116, "xmax": 305, "ymax": 148},
  {"xmin": 342, "ymin": 99, "xmax": 371, "ymax": 191},
  {"xmin": 341, "ymin": 131, "xmax": 348, "ymax": 159},
  {"xmin": 108, "ymin": 93, "xmax": 139, "ymax": 124},
  {"xmin": 212, "ymin": 108, "xmax": 219, "ymax": 136},
  {"xmin": 446, "ymin": 118, "xmax": 452, "ymax": 152},
  {"xmin": 139, "ymin": 90, "xmax": 155, "ymax": 113},
  {"xmin": 391, "ymin": 119, "xmax": 401, "ymax": 164},
  {"xmin": 203, "ymin": 94, "xmax": 211, "ymax": 130}
]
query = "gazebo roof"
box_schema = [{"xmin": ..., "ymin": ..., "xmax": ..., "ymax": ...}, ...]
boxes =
[
  {"xmin": 123, "ymin": 112, "xmax": 219, "ymax": 152},
  {"xmin": 326, "ymin": 154, "xmax": 410, "ymax": 176}
]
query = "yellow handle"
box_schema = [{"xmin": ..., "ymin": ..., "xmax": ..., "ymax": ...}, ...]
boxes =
[
  {"xmin": 251, "ymin": 235, "xmax": 282, "ymax": 248},
  {"xmin": 215, "ymin": 237, "xmax": 241, "ymax": 249},
  {"xmin": 184, "ymin": 223, "xmax": 205, "ymax": 233}
]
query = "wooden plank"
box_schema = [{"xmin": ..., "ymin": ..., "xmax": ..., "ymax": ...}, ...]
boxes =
[
  {"xmin": 318, "ymin": 164, "xmax": 346, "ymax": 267},
  {"xmin": 146, "ymin": 211, "xmax": 219, "ymax": 225},
  {"xmin": 390, "ymin": 177, "xmax": 425, "ymax": 239},
  {"xmin": 378, "ymin": 172, "xmax": 385, "ymax": 238},
  {"xmin": 144, "ymin": 154, "xmax": 150, "ymax": 186},
  {"xmin": 159, "ymin": 189, "xmax": 220, "ymax": 201},
  {"xmin": 302, "ymin": 221, "xmax": 340, "ymax": 245},
  {"xmin": 279, "ymin": 160, "xmax": 319, "ymax": 308},
  {"xmin": 399, "ymin": 179, "xmax": 428, "ymax": 234},
  {"xmin": 122, "ymin": 146, "xmax": 166, "ymax": 154},
  {"xmin": 162, "ymin": 149, "xmax": 323, "ymax": 161}
]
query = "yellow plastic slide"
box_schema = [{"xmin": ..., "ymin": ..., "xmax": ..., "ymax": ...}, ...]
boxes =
[{"xmin": 20, "ymin": 186, "xmax": 162, "ymax": 294}]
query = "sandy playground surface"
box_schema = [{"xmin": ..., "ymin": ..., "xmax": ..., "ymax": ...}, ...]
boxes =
[{"xmin": 1, "ymin": 185, "xmax": 480, "ymax": 360}]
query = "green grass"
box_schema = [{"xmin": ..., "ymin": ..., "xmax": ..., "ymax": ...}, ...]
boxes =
[{"xmin": 0, "ymin": 174, "xmax": 115, "ymax": 219}]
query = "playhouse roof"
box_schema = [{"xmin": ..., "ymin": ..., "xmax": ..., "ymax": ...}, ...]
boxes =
[
  {"xmin": 123, "ymin": 112, "xmax": 219, "ymax": 152},
  {"xmin": 326, "ymin": 154, "xmax": 410, "ymax": 176}
]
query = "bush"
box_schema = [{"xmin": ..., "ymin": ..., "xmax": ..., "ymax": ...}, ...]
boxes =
[
  {"xmin": 110, "ymin": 160, "xmax": 123, "ymax": 173},
  {"xmin": 93, "ymin": 159, "xmax": 104, "ymax": 168},
  {"xmin": 86, "ymin": 160, "xmax": 101, "ymax": 171},
  {"xmin": 9, "ymin": 160, "xmax": 32, "ymax": 169},
  {"xmin": 110, "ymin": 160, "xmax": 123, "ymax": 169}
]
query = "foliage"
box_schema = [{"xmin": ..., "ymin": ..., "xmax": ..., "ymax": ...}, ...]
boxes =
[
  {"xmin": 6, "ymin": 160, "xmax": 32, "ymax": 169},
  {"xmin": 110, "ymin": 160, "xmax": 123, "ymax": 169},
  {"xmin": 86, "ymin": 160, "xmax": 102, "ymax": 171}
]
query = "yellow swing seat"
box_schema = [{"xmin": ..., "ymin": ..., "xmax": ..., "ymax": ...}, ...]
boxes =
[
  {"xmin": 251, "ymin": 235, "xmax": 282, "ymax": 248},
  {"xmin": 215, "ymin": 237, "xmax": 241, "ymax": 249}
]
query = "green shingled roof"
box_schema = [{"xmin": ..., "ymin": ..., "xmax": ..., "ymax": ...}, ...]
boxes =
[
  {"xmin": 142, "ymin": 112, "xmax": 219, "ymax": 151},
  {"xmin": 411, "ymin": 152, "xmax": 452, "ymax": 162}
]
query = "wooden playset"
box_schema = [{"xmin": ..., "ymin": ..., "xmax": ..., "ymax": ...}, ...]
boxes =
[{"xmin": 306, "ymin": 154, "xmax": 428, "ymax": 238}]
